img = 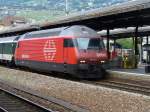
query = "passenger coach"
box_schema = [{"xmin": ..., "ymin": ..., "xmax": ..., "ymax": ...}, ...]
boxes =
[{"xmin": 0, "ymin": 36, "xmax": 19, "ymax": 66}]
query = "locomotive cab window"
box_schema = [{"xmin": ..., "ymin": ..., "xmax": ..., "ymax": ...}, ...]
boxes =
[
  {"xmin": 76, "ymin": 38, "xmax": 104, "ymax": 50},
  {"xmin": 64, "ymin": 39, "xmax": 74, "ymax": 47}
]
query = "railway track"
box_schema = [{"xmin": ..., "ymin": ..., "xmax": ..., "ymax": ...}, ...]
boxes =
[
  {"xmin": 0, "ymin": 88, "xmax": 54, "ymax": 112},
  {"xmin": 88, "ymin": 79, "xmax": 150, "ymax": 96},
  {"xmin": 7, "ymin": 65, "xmax": 150, "ymax": 96},
  {"xmin": 0, "ymin": 81, "xmax": 85, "ymax": 112},
  {"xmin": 1, "ymin": 64, "xmax": 150, "ymax": 97}
]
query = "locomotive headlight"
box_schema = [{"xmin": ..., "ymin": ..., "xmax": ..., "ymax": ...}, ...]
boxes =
[
  {"xmin": 80, "ymin": 60, "xmax": 86, "ymax": 63},
  {"xmin": 100, "ymin": 61, "xmax": 105, "ymax": 63}
]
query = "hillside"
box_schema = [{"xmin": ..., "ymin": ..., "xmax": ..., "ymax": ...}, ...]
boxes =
[
  {"xmin": 0, "ymin": 0, "xmax": 134, "ymax": 23},
  {"xmin": 0, "ymin": 0, "xmax": 131, "ymax": 10}
]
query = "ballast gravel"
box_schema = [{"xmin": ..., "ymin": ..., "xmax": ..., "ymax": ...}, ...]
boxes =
[{"xmin": 0, "ymin": 66, "xmax": 149, "ymax": 112}]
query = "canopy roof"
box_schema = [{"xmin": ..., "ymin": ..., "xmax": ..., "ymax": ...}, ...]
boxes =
[
  {"xmin": 98, "ymin": 26, "xmax": 150, "ymax": 39},
  {"xmin": 0, "ymin": 0, "xmax": 150, "ymax": 37},
  {"xmin": 40, "ymin": 0, "xmax": 150, "ymax": 30}
]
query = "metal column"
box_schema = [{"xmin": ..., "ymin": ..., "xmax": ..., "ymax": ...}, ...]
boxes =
[
  {"xmin": 134, "ymin": 26, "xmax": 139, "ymax": 68},
  {"xmin": 114, "ymin": 39, "xmax": 116, "ymax": 52},
  {"xmin": 146, "ymin": 36, "xmax": 149, "ymax": 62},
  {"xmin": 146, "ymin": 36, "xmax": 149, "ymax": 44},
  {"xmin": 135, "ymin": 26, "xmax": 139, "ymax": 55},
  {"xmin": 107, "ymin": 28, "xmax": 110, "ymax": 59},
  {"xmin": 65, "ymin": 0, "xmax": 69, "ymax": 15},
  {"xmin": 139, "ymin": 37, "xmax": 143, "ymax": 64}
]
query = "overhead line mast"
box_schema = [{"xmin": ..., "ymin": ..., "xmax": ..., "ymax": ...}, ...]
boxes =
[{"xmin": 65, "ymin": 0, "xmax": 69, "ymax": 15}]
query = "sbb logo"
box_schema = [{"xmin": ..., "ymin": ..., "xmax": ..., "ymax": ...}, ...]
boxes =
[
  {"xmin": 96, "ymin": 53, "xmax": 106, "ymax": 57},
  {"xmin": 43, "ymin": 40, "xmax": 56, "ymax": 61}
]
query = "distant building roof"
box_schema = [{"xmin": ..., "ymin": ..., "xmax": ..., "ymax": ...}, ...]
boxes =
[{"xmin": 0, "ymin": 16, "xmax": 27, "ymax": 26}]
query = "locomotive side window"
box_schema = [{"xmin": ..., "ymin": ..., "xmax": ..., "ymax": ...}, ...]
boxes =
[
  {"xmin": 25, "ymin": 31, "xmax": 61, "ymax": 39},
  {"xmin": 64, "ymin": 39, "xmax": 74, "ymax": 47}
]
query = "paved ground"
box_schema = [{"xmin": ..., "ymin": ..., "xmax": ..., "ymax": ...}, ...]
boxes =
[
  {"xmin": 110, "ymin": 66, "xmax": 150, "ymax": 75},
  {"xmin": 107, "ymin": 66, "xmax": 150, "ymax": 82}
]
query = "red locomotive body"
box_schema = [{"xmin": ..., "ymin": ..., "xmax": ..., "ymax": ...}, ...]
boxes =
[{"xmin": 15, "ymin": 25, "xmax": 108, "ymax": 78}]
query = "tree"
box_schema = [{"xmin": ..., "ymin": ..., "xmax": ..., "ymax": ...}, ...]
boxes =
[{"xmin": 117, "ymin": 38, "xmax": 133, "ymax": 49}]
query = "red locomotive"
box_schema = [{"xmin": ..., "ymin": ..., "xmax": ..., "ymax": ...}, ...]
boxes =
[{"xmin": 15, "ymin": 25, "xmax": 108, "ymax": 78}]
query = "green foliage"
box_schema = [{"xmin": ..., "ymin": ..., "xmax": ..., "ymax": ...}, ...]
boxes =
[
  {"xmin": 16, "ymin": 10, "xmax": 65, "ymax": 22},
  {"xmin": 0, "ymin": 0, "xmax": 132, "ymax": 22},
  {"xmin": 117, "ymin": 38, "xmax": 133, "ymax": 49}
]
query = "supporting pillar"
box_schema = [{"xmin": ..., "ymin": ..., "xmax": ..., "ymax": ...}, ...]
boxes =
[
  {"xmin": 134, "ymin": 26, "xmax": 139, "ymax": 68},
  {"xmin": 139, "ymin": 37, "xmax": 143, "ymax": 64},
  {"xmin": 107, "ymin": 28, "xmax": 110, "ymax": 60},
  {"xmin": 146, "ymin": 36, "xmax": 149, "ymax": 44},
  {"xmin": 114, "ymin": 39, "xmax": 116, "ymax": 52},
  {"xmin": 135, "ymin": 26, "xmax": 138, "ymax": 55},
  {"xmin": 146, "ymin": 36, "xmax": 149, "ymax": 63},
  {"xmin": 132, "ymin": 37, "xmax": 134, "ymax": 52}
]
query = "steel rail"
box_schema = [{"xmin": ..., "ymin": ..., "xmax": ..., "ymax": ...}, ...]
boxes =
[
  {"xmin": 0, "ymin": 88, "xmax": 54, "ymax": 112},
  {"xmin": 0, "ymin": 107, "xmax": 8, "ymax": 112},
  {"xmin": 90, "ymin": 79, "xmax": 150, "ymax": 96}
]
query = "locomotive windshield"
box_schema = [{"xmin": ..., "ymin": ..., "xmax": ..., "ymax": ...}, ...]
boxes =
[{"xmin": 76, "ymin": 38, "xmax": 104, "ymax": 50}]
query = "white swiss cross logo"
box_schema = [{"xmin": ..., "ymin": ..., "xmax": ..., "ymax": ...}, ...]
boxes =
[{"xmin": 43, "ymin": 40, "xmax": 56, "ymax": 61}]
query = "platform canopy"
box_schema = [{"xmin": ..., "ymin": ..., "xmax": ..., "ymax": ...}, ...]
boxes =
[
  {"xmin": 0, "ymin": 24, "xmax": 39, "ymax": 37},
  {"xmin": 98, "ymin": 26, "xmax": 150, "ymax": 39},
  {"xmin": 0, "ymin": 0, "xmax": 150, "ymax": 36},
  {"xmin": 40, "ymin": 0, "xmax": 150, "ymax": 30}
]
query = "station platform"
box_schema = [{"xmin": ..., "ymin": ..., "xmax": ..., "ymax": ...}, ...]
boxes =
[
  {"xmin": 109, "ymin": 66, "xmax": 149, "ymax": 75},
  {"xmin": 106, "ymin": 66, "xmax": 150, "ymax": 82}
]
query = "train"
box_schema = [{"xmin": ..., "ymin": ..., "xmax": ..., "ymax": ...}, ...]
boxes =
[
  {"xmin": 0, "ymin": 25, "xmax": 108, "ymax": 78},
  {"xmin": 0, "ymin": 36, "xmax": 19, "ymax": 66}
]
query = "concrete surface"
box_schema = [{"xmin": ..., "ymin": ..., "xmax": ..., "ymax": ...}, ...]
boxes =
[{"xmin": 107, "ymin": 69, "xmax": 150, "ymax": 82}]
